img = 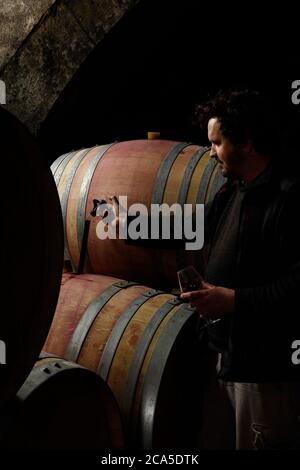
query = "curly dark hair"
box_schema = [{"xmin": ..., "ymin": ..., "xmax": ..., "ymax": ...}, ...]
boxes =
[{"xmin": 194, "ymin": 89, "xmax": 280, "ymax": 156}]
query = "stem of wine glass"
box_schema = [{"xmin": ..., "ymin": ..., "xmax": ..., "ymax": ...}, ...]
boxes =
[{"xmin": 206, "ymin": 318, "xmax": 222, "ymax": 325}]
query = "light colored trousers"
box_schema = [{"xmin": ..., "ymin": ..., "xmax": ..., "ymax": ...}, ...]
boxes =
[{"xmin": 199, "ymin": 352, "xmax": 300, "ymax": 450}]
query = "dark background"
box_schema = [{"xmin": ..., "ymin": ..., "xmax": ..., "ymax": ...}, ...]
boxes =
[{"xmin": 38, "ymin": 0, "xmax": 300, "ymax": 166}]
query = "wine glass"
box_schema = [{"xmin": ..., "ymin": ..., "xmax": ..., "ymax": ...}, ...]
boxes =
[{"xmin": 177, "ymin": 265, "xmax": 221, "ymax": 327}]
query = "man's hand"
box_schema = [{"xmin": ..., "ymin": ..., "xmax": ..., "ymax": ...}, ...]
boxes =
[
  {"xmin": 180, "ymin": 281, "xmax": 235, "ymax": 321},
  {"xmin": 108, "ymin": 195, "xmax": 127, "ymax": 231},
  {"xmin": 90, "ymin": 195, "xmax": 126, "ymax": 231}
]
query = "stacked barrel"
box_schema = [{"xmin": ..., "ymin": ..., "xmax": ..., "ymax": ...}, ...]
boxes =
[
  {"xmin": 52, "ymin": 141, "xmax": 224, "ymax": 287},
  {"xmin": 0, "ymin": 105, "xmax": 63, "ymax": 405},
  {"xmin": 1, "ymin": 354, "xmax": 124, "ymax": 450},
  {"xmin": 43, "ymin": 140, "xmax": 225, "ymax": 448},
  {"xmin": 0, "ymin": 107, "xmax": 124, "ymax": 451}
]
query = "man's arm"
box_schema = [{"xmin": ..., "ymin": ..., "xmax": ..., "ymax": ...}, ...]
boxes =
[{"xmin": 181, "ymin": 183, "xmax": 300, "ymax": 322}]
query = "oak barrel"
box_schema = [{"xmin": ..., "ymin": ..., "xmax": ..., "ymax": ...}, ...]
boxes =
[
  {"xmin": 0, "ymin": 106, "xmax": 63, "ymax": 403},
  {"xmin": 51, "ymin": 140, "xmax": 225, "ymax": 287},
  {"xmin": 43, "ymin": 273, "xmax": 204, "ymax": 449},
  {"xmin": 0, "ymin": 355, "xmax": 124, "ymax": 450}
]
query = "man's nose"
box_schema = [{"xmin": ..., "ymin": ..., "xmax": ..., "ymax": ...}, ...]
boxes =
[{"xmin": 210, "ymin": 145, "xmax": 217, "ymax": 160}]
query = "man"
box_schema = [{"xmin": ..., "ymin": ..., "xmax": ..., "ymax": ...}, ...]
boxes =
[{"xmin": 181, "ymin": 89, "xmax": 300, "ymax": 449}]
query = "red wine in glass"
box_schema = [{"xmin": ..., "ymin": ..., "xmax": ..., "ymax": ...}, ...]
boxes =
[{"xmin": 177, "ymin": 265, "xmax": 221, "ymax": 326}]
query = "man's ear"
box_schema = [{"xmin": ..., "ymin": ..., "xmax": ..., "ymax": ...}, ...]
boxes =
[{"xmin": 238, "ymin": 139, "xmax": 254, "ymax": 154}]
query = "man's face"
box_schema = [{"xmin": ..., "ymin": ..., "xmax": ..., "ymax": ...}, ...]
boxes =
[{"xmin": 207, "ymin": 118, "xmax": 247, "ymax": 179}]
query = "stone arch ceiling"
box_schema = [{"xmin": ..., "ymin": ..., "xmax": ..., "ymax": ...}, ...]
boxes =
[{"xmin": 0, "ymin": 0, "xmax": 139, "ymax": 134}]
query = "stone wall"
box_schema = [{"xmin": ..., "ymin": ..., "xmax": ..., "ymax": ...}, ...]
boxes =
[
  {"xmin": 0, "ymin": 0, "xmax": 139, "ymax": 133},
  {"xmin": 0, "ymin": 0, "xmax": 56, "ymax": 70}
]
